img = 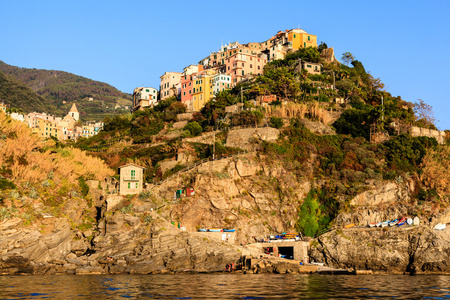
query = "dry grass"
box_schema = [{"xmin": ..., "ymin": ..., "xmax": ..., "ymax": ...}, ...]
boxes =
[
  {"xmin": 420, "ymin": 146, "xmax": 450, "ymax": 197},
  {"xmin": 0, "ymin": 112, "xmax": 114, "ymax": 186},
  {"xmin": 265, "ymin": 102, "xmax": 332, "ymax": 124}
]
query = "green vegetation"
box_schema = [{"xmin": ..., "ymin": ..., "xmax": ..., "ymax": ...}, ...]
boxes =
[{"xmin": 297, "ymin": 189, "xmax": 320, "ymax": 237}]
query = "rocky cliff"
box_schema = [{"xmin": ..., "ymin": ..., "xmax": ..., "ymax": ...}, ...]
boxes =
[
  {"xmin": 0, "ymin": 210, "xmax": 243, "ymax": 275},
  {"xmin": 310, "ymin": 226, "xmax": 450, "ymax": 274}
]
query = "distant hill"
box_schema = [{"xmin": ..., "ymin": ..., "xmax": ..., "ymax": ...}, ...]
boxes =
[
  {"xmin": 0, "ymin": 70, "xmax": 57, "ymax": 114},
  {"xmin": 0, "ymin": 61, "xmax": 132, "ymax": 121}
]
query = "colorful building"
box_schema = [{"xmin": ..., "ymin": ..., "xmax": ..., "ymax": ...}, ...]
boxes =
[
  {"xmin": 132, "ymin": 87, "xmax": 158, "ymax": 111},
  {"xmin": 224, "ymin": 53, "xmax": 267, "ymax": 85},
  {"xmin": 160, "ymin": 72, "xmax": 182, "ymax": 100},
  {"xmin": 191, "ymin": 72, "xmax": 214, "ymax": 112},
  {"xmin": 212, "ymin": 74, "xmax": 231, "ymax": 95},
  {"xmin": 261, "ymin": 28, "xmax": 317, "ymax": 61}
]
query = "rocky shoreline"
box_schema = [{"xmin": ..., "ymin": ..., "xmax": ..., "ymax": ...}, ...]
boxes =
[{"xmin": 4, "ymin": 210, "xmax": 450, "ymax": 276}]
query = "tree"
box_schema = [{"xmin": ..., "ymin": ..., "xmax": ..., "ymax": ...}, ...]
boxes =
[
  {"xmin": 414, "ymin": 99, "xmax": 436, "ymax": 129},
  {"xmin": 341, "ymin": 52, "xmax": 355, "ymax": 66},
  {"xmin": 318, "ymin": 42, "xmax": 328, "ymax": 53},
  {"xmin": 297, "ymin": 189, "xmax": 321, "ymax": 237}
]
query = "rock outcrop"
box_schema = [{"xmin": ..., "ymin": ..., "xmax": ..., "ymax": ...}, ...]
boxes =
[{"xmin": 310, "ymin": 226, "xmax": 450, "ymax": 274}]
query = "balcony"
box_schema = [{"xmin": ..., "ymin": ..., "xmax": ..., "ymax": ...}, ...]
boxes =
[{"xmin": 122, "ymin": 176, "xmax": 141, "ymax": 182}]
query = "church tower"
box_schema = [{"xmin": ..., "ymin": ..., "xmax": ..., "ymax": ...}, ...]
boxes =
[{"xmin": 69, "ymin": 103, "xmax": 79, "ymax": 121}]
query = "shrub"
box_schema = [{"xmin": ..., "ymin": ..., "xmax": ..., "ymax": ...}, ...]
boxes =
[
  {"xmin": 183, "ymin": 121, "xmax": 203, "ymax": 137},
  {"xmin": 78, "ymin": 176, "xmax": 90, "ymax": 197},
  {"xmin": 0, "ymin": 178, "xmax": 16, "ymax": 190},
  {"xmin": 270, "ymin": 117, "xmax": 284, "ymax": 129}
]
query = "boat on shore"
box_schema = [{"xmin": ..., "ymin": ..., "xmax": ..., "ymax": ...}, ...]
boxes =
[
  {"xmin": 223, "ymin": 229, "xmax": 235, "ymax": 232},
  {"xmin": 381, "ymin": 221, "xmax": 390, "ymax": 227},
  {"xmin": 434, "ymin": 223, "xmax": 447, "ymax": 230},
  {"xmin": 398, "ymin": 217, "xmax": 407, "ymax": 226},
  {"xmin": 389, "ymin": 219, "xmax": 398, "ymax": 227}
]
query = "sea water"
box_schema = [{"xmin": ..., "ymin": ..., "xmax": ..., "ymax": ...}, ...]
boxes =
[{"xmin": 1, "ymin": 274, "xmax": 450, "ymax": 299}]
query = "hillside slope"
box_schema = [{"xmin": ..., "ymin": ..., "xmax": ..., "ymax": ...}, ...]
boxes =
[
  {"xmin": 0, "ymin": 60, "xmax": 132, "ymax": 120},
  {"xmin": 0, "ymin": 71, "xmax": 56, "ymax": 114}
]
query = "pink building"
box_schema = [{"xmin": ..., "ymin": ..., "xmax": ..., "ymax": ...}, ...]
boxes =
[{"xmin": 224, "ymin": 53, "xmax": 267, "ymax": 85}]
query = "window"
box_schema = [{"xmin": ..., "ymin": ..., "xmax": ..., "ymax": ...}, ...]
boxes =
[
  {"xmin": 146, "ymin": 89, "xmax": 149, "ymax": 92},
  {"xmin": 128, "ymin": 182, "xmax": 131, "ymax": 189},
  {"xmin": 294, "ymin": 34, "xmax": 296, "ymax": 38},
  {"xmin": 258, "ymin": 66, "xmax": 260, "ymax": 70},
  {"xmin": 308, "ymin": 36, "xmax": 310, "ymax": 41},
  {"xmin": 136, "ymin": 183, "xmax": 138, "ymax": 189},
  {"xmin": 242, "ymin": 70, "xmax": 244, "ymax": 76},
  {"xmin": 183, "ymin": 92, "xmax": 186, "ymax": 96},
  {"xmin": 304, "ymin": 42, "xmax": 306, "ymax": 47},
  {"xmin": 250, "ymin": 64, "xmax": 252, "ymax": 68}
]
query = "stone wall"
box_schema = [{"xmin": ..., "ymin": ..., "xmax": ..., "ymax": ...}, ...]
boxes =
[
  {"xmin": 226, "ymin": 127, "xmax": 279, "ymax": 151},
  {"xmin": 409, "ymin": 126, "xmax": 445, "ymax": 144}
]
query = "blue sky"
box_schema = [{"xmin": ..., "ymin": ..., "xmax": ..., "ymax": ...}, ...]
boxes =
[{"xmin": 1, "ymin": 0, "xmax": 450, "ymax": 129}]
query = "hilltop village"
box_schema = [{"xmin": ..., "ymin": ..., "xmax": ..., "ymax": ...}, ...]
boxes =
[
  {"xmin": 3, "ymin": 27, "xmax": 450, "ymax": 276},
  {"xmin": 133, "ymin": 28, "xmax": 318, "ymax": 112}
]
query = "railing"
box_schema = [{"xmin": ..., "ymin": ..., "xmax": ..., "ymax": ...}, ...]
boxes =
[
  {"xmin": 122, "ymin": 176, "xmax": 141, "ymax": 182},
  {"xmin": 313, "ymin": 226, "xmax": 337, "ymax": 239}
]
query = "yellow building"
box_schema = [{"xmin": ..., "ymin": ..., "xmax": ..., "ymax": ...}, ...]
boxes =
[
  {"xmin": 191, "ymin": 71, "xmax": 215, "ymax": 112},
  {"xmin": 288, "ymin": 29, "xmax": 317, "ymax": 49},
  {"xmin": 32, "ymin": 118, "xmax": 58, "ymax": 139}
]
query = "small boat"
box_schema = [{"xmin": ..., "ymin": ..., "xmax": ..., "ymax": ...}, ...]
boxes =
[
  {"xmin": 381, "ymin": 221, "xmax": 390, "ymax": 227},
  {"xmin": 434, "ymin": 223, "xmax": 446, "ymax": 230},
  {"xmin": 198, "ymin": 228, "xmax": 207, "ymax": 232},
  {"xmin": 208, "ymin": 228, "xmax": 222, "ymax": 232},
  {"xmin": 398, "ymin": 217, "xmax": 407, "ymax": 226},
  {"xmin": 223, "ymin": 229, "xmax": 235, "ymax": 232},
  {"xmin": 369, "ymin": 223, "xmax": 377, "ymax": 228},
  {"xmin": 344, "ymin": 223, "xmax": 355, "ymax": 229},
  {"xmin": 389, "ymin": 219, "xmax": 398, "ymax": 227},
  {"xmin": 407, "ymin": 218, "xmax": 413, "ymax": 225},
  {"xmin": 413, "ymin": 217, "xmax": 420, "ymax": 226},
  {"xmin": 376, "ymin": 222, "xmax": 382, "ymax": 227}
]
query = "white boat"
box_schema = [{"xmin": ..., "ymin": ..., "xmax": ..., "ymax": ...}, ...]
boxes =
[
  {"xmin": 369, "ymin": 223, "xmax": 377, "ymax": 228},
  {"xmin": 407, "ymin": 218, "xmax": 413, "ymax": 225},
  {"xmin": 381, "ymin": 221, "xmax": 390, "ymax": 227},
  {"xmin": 376, "ymin": 222, "xmax": 382, "ymax": 227},
  {"xmin": 433, "ymin": 223, "xmax": 446, "ymax": 230},
  {"xmin": 413, "ymin": 217, "xmax": 420, "ymax": 226}
]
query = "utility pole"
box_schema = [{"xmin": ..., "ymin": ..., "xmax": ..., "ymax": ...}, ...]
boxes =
[
  {"xmin": 241, "ymin": 87, "xmax": 243, "ymax": 104},
  {"xmin": 332, "ymin": 71, "xmax": 336, "ymax": 91},
  {"xmin": 381, "ymin": 96, "xmax": 384, "ymax": 121}
]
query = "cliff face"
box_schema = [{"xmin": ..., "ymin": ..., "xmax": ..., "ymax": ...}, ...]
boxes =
[
  {"xmin": 310, "ymin": 226, "xmax": 450, "ymax": 274},
  {"xmin": 0, "ymin": 211, "xmax": 242, "ymax": 275},
  {"xmin": 0, "ymin": 152, "xmax": 312, "ymax": 275},
  {"xmin": 151, "ymin": 152, "xmax": 311, "ymax": 244}
]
